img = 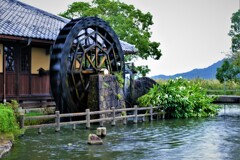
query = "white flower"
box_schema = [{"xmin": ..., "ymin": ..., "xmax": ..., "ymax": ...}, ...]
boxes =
[
  {"xmin": 182, "ymin": 97, "xmax": 188, "ymax": 100},
  {"xmin": 179, "ymin": 86, "xmax": 186, "ymax": 91},
  {"xmin": 176, "ymin": 76, "xmax": 182, "ymax": 80}
]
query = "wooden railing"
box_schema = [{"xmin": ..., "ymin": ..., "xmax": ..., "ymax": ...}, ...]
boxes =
[{"xmin": 20, "ymin": 105, "xmax": 165, "ymax": 133}]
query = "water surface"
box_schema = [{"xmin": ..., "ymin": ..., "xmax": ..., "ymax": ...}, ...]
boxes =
[{"xmin": 3, "ymin": 104, "xmax": 240, "ymax": 160}]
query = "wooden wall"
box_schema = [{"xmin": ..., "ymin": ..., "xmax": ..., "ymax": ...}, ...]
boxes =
[
  {"xmin": 0, "ymin": 73, "xmax": 51, "ymax": 101},
  {"xmin": 0, "ymin": 42, "xmax": 52, "ymax": 101}
]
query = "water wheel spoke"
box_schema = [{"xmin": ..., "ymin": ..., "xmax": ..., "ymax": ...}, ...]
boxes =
[
  {"xmin": 86, "ymin": 54, "xmax": 97, "ymax": 70},
  {"xmin": 98, "ymin": 31, "xmax": 111, "ymax": 46},
  {"xmin": 107, "ymin": 54, "xmax": 113, "ymax": 72},
  {"xmin": 98, "ymin": 56, "xmax": 107, "ymax": 69},
  {"xmin": 104, "ymin": 60, "xmax": 110, "ymax": 71},
  {"xmin": 75, "ymin": 80, "xmax": 82, "ymax": 88},
  {"xmin": 84, "ymin": 44, "xmax": 96, "ymax": 53},
  {"xmin": 69, "ymin": 75, "xmax": 80, "ymax": 99},
  {"xmin": 76, "ymin": 32, "xmax": 85, "ymax": 39},
  {"xmin": 95, "ymin": 43, "xmax": 113, "ymax": 55},
  {"xmin": 79, "ymin": 40, "xmax": 86, "ymax": 53},
  {"xmin": 90, "ymin": 54, "xmax": 96, "ymax": 64},
  {"xmin": 112, "ymin": 49, "xmax": 120, "ymax": 71},
  {"xmin": 95, "ymin": 47, "xmax": 99, "ymax": 68},
  {"xmin": 71, "ymin": 51, "xmax": 80, "ymax": 71},
  {"xmin": 77, "ymin": 29, "xmax": 94, "ymax": 40}
]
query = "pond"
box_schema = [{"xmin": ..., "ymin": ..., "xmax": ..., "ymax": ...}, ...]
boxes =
[{"xmin": 3, "ymin": 104, "xmax": 240, "ymax": 160}]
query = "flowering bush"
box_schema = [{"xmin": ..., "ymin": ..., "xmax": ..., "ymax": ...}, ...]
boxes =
[{"xmin": 137, "ymin": 77, "xmax": 219, "ymax": 118}]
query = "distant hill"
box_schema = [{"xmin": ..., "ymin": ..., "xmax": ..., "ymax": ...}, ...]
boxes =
[{"xmin": 152, "ymin": 59, "xmax": 224, "ymax": 80}]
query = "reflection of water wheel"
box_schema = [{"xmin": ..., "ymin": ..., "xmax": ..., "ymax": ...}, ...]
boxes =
[{"xmin": 50, "ymin": 17, "xmax": 124, "ymax": 113}]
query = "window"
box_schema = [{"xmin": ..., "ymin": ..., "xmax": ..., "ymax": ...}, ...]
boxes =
[
  {"xmin": 4, "ymin": 45, "xmax": 15, "ymax": 72},
  {"xmin": 21, "ymin": 48, "xmax": 30, "ymax": 72}
]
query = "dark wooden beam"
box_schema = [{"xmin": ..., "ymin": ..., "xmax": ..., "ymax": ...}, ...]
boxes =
[{"xmin": 0, "ymin": 35, "xmax": 54, "ymax": 44}]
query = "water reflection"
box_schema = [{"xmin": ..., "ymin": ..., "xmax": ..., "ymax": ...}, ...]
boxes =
[{"xmin": 3, "ymin": 104, "xmax": 240, "ymax": 160}]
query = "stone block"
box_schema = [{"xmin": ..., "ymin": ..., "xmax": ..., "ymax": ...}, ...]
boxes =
[{"xmin": 87, "ymin": 74, "xmax": 125, "ymax": 120}]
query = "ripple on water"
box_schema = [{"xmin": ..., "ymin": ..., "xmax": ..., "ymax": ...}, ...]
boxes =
[{"xmin": 3, "ymin": 104, "xmax": 240, "ymax": 160}]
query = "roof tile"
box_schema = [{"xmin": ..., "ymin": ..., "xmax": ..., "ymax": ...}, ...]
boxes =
[{"xmin": 0, "ymin": 0, "xmax": 137, "ymax": 53}]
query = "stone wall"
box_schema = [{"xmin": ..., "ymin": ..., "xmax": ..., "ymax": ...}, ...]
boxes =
[{"xmin": 87, "ymin": 75, "xmax": 125, "ymax": 118}]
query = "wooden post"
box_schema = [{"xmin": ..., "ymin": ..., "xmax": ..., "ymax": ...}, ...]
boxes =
[
  {"xmin": 133, "ymin": 105, "xmax": 137, "ymax": 123},
  {"xmin": 20, "ymin": 114, "xmax": 25, "ymax": 129},
  {"xmin": 123, "ymin": 117, "xmax": 127, "ymax": 125},
  {"xmin": 162, "ymin": 110, "xmax": 165, "ymax": 119},
  {"xmin": 55, "ymin": 111, "xmax": 60, "ymax": 132},
  {"xmin": 3, "ymin": 54, "xmax": 6, "ymax": 103},
  {"xmin": 72, "ymin": 124, "xmax": 76, "ymax": 130},
  {"xmin": 123, "ymin": 112, "xmax": 127, "ymax": 125},
  {"xmin": 86, "ymin": 109, "xmax": 90, "ymax": 129},
  {"xmin": 99, "ymin": 114, "xmax": 104, "ymax": 127},
  {"xmin": 111, "ymin": 107, "xmax": 116, "ymax": 126},
  {"xmin": 142, "ymin": 115, "xmax": 145, "ymax": 122},
  {"xmin": 38, "ymin": 127, "xmax": 42, "ymax": 134},
  {"xmin": 150, "ymin": 105, "xmax": 153, "ymax": 121}
]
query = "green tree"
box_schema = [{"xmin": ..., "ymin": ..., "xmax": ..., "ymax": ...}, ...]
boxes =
[
  {"xmin": 216, "ymin": 59, "xmax": 239, "ymax": 83},
  {"xmin": 59, "ymin": 0, "xmax": 162, "ymax": 63},
  {"xmin": 135, "ymin": 65, "xmax": 151, "ymax": 77},
  {"xmin": 229, "ymin": 10, "xmax": 240, "ymax": 53},
  {"xmin": 217, "ymin": 10, "xmax": 240, "ymax": 83},
  {"xmin": 229, "ymin": 9, "xmax": 240, "ymax": 72}
]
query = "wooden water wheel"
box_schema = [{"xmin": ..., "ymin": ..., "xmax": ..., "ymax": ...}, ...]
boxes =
[{"xmin": 50, "ymin": 17, "xmax": 124, "ymax": 113}]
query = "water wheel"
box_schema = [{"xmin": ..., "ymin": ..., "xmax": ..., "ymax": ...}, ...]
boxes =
[{"xmin": 50, "ymin": 17, "xmax": 124, "ymax": 113}]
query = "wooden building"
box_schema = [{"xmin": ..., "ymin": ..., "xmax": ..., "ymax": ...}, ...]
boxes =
[{"xmin": 0, "ymin": 0, "xmax": 137, "ymax": 103}]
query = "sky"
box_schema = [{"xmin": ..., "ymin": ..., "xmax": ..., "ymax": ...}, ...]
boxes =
[{"xmin": 19, "ymin": 0, "xmax": 239, "ymax": 76}]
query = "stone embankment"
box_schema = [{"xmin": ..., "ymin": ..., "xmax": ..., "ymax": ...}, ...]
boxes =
[{"xmin": 0, "ymin": 140, "xmax": 12, "ymax": 158}]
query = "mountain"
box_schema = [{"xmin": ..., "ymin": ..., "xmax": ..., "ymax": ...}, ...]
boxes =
[{"xmin": 152, "ymin": 59, "xmax": 224, "ymax": 80}]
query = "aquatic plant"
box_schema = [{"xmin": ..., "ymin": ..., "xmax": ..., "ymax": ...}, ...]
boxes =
[{"xmin": 138, "ymin": 77, "xmax": 219, "ymax": 118}]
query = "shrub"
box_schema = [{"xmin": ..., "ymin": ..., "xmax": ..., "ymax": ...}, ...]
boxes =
[
  {"xmin": 0, "ymin": 104, "xmax": 19, "ymax": 134},
  {"xmin": 0, "ymin": 101, "xmax": 23, "ymax": 141},
  {"xmin": 138, "ymin": 77, "xmax": 219, "ymax": 118}
]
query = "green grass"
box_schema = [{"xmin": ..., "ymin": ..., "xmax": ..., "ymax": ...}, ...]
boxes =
[
  {"xmin": 156, "ymin": 79, "xmax": 240, "ymax": 95},
  {"xmin": 24, "ymin": 111, "xmax": 54, "ymax": 126},
  {"xmin": 25, "ymin": 111, "xmax": 45, "ymax": 117}
]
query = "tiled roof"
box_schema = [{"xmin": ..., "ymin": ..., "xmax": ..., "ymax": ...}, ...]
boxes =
[
  {"xmin": 0, "ymin": 0, "xmax": 68, "ymax": 40},
  {"xmin": 0, "ymin": 0, "xmax": 137, "ymax": 53}
]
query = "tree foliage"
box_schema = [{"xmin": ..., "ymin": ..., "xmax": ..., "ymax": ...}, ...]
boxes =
[
  {"xmin": 216, "ymin": 59, "xmax": 239, "ymax": 83},
  {"xmin": 59, "ymin": 0, "xmax": 162, "ymax": 61},
  {"xmin": 138, "ymin": 77, "xmax": 218, "ymax": 118},
  {"xmin": 135, "ymin": 65, "xmax": 151, "ymax": 77},
  {"xmin": 229, "ymin": 9, "xmax": 240, "ymax": 53},
  {"xmin": 217, "ymin": 10, "xmax": 240, "ymax": 83},
  {"xmin": 229, "ymin": 10, "xmax": 240, "ymax": 75}
]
